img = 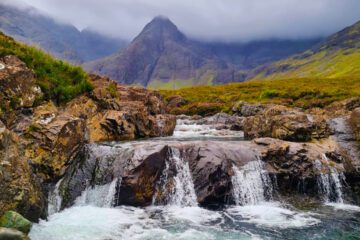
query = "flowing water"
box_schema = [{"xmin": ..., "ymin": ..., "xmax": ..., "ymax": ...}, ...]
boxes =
[{"xmin": 30, "ymin": 119, "xmax": 360, "ymax": 240}]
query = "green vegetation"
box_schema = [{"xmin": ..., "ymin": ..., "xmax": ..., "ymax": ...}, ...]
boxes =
[
  {"xmin": 0, "ymin": 32, "xmax": 92, "ymax": 104},
  {"xmin": 160, "ymin": 76, "xmax": 360, "ymax": 115}
]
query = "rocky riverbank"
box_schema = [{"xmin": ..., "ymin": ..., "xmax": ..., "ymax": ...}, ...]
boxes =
[{"xmin": 1, "ymin": 55, "xmax": 360, "ymax": 239}]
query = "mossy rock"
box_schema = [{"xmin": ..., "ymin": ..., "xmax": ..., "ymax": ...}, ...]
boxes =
[{"xmin": 0, "ymin": 211, "xmax": 32, "ymax": 234}]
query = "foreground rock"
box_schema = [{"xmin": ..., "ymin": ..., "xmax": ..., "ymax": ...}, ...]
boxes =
[
  {"xmin": 0, "ymin": 227, "xmax": 29, "ymax": 240},
  {"xmin": 0, "ymin": 123, "xmax": 45, "ymax": 221}
]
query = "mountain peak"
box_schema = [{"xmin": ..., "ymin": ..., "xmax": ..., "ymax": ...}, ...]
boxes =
[{"xmin": 139, "ymin": 16, "xmax": 185, "ymax": 41}]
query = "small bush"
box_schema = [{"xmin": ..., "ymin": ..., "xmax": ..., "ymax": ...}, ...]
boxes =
[{"xmin": 259, "ymin": 89, "xmax": 279, "ymax": 99}]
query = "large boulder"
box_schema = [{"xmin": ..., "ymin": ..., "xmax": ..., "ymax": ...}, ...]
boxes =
[
  {"xmin": 25, "ymin": 103, "xmax": 87, "ymax": 180},
  {"xmin": 350, "ymin": 107, "xmax": 360, "ymax": 141},
  {"xmin": 232, "ymin": 101, "xmax": 269, "ymax": 117},
  {"xmin": 0, "ymin": 211, "xmax": 32, "ymax": 234},
  {"xmin": 0, "ymin": 124, "xmax": 45, "ymax": 221},
  {"xmin": 243, "ymin": 105, "xmax": 331, "ymax": 141}
]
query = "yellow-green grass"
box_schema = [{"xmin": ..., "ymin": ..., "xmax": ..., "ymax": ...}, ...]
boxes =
[
  {"xmin": 160, "ymin": 76, "xmax": 360, "ymax": 115},
  {"xmin": 252, "ymin": 49, "xmax": 360, "ymax": 80},
  {"xmin": 0, "ymin": 32, "xmax": 92, "ymax": 104}
]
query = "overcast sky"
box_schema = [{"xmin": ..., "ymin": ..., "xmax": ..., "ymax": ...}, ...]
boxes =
[{"xmin": 5, "ymin": 0, "xmax": 360, "ymax": 42}]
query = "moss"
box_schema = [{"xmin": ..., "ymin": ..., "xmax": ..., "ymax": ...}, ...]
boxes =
[
  {"xmin": 106, "ymin": 83, "xmax": 118, "ymax": 98},
  {"xmin": 0, "ymin": 211, "xmax": 32, "ymax": 234}
]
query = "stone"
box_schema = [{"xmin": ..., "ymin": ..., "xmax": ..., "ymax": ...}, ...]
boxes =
[
  {"xmin": 0, "ymin": 227, "xmax": 29, "ymax": 240},
  {"xmin": 350, "ymin": 107, "xmax": 360, "ymax": 141},
  {"xmin": 0, "ymin": 211, "xmax": 32, "ymax": 234}
]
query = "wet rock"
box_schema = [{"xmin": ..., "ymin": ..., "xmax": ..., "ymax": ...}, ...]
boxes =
[
  {"xmin": 0, "ymin": 211, "xmax": 32, "ymax": 234},
  {"xmin": 350, "ymin": 107, "xmax": 360, "ymax": 141},
  {"xmin": 0, "ymin": 227, "xmax": 29, "ymax": 240},
  {"xmin": 149, "ymin": 114, "xmax": 176, "ymax": 137},
  {"xmin": 243, "ymin": 105, "xmax": 331, "ymax": 141}
]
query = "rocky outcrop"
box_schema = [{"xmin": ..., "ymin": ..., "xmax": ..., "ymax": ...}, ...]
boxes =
[
  {"xmin": 0, "ymin": 56, "xmax": 42, "ymax": 127},
  {"xmin": 350, "ymin": 107, "xmax": 360, "ymax": 141},
  {"xmin": 56, "ymin": 136, "xmax": 350, "ymax": 209},
  {"xmin": 0, "ymin": 123, "xmax": 45, "ymax": 221},
  {"xmin": 242, "ymin": 105, "xmax": 331, "ymax": 141}
]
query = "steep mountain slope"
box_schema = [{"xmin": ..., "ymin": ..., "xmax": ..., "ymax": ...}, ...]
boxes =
[
  {"xmin": 249, "ymin": 21, "xmax": 360, "ymax": 80},
  {"xmin": 0, "ymin": 3, "xmax": 127, "ymax": 63},
  {"xmin": 85, "ymin": 16, "xmax": 241, "ymax": 88}
]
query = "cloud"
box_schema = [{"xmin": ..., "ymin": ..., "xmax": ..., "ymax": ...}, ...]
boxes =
[{"xmin": 7, "ymin": 0, "xmax": 360, "ymax": 41}]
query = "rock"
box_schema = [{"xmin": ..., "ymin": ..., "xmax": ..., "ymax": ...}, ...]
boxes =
[
  {"xmin": 25, "ymin": 108, "xmax": 87, "ymax": 180},
  {"xmin": 198, "ymin": 113, "xmax": 244, "ymax": 131},
  {"xmin": 325, "ymin": 97, "xmax": 360, "ymax": 117},
  {"xmin": 0, "ymin": 126, "xmax": 45, "ymax": 221},
  {"xmin": 232, "ymin": 101, "xmax": 268, "ymax": 116},
  {"xmin": 0, "ymin": 56, "xmax": 42, "ymax": 127},
  {"xmin": 166, "ymin": 95, "xmax": 187, "ymax": 108},
  {"xmin": 350, "ymin": 107, "xmax": 360, "ymax": 141},
  {"xmin": 243, "ymin": 105, "xmax": 331, "ymax": 141},
  {"xmin": 0, "ymin": 227, "xmax": 29, "ymax": 240},
  {"xmin": 149, "ymin": 114, "xmax": 176, "ymax": 137},
  {"xmin": 0, "ymin": 211, "xmax": 32, "ymax": 234}
]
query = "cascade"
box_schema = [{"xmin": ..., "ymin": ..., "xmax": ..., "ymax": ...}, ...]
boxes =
[
  {"xmin": 315, "ymin": 154, "xmax": 345, "ymax": 203},
  {"xmin": 153, "ymin": 148, "xmax": 198, "ymax": 206},
  {"xmin": 75, "ymin": 178, "xmax": 121, "ymax": 207},
  {"xmin": 48, "ymin": 179, "xmax": 63, "ymax": 215},
  {"xmin": 231, "ymin": 159, "xmax": 273, "ymax": 205}
]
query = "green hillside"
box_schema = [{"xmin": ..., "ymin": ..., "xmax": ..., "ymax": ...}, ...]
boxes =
[
  {"xmin": 0, "ymin": 32, "xmax": 92, "ymax": 104},
  {"xmin": 160, "ymin": 76, "xmax": 360, "ymax": 115},
  {"xmin": 249, "ymin": 21, "xmax": 360, "ymax": 80}
]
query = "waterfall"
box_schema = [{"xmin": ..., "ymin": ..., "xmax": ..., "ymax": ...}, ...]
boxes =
[
  {"xmin": 314, "ymin": 154, "xmax": 345, "ymax": 203},
  {"xmin": 153, "ymin": 148, "xmax": 198, "ymax": 206},
  {"xmin": 48, "ymin": 179, "xmax": 63, "ymax": 215},
  {"xmin": 75, "ymin": 178, "xmax": 120, "ymax": 208},
  {"xmin": 231, "ymin": 159, "xmax": 273, "ymax": 205}
]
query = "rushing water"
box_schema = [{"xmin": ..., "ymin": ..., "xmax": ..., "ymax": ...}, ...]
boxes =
[{"xmin": 30, "ymin": 119, "xmax": 360, "ymax": 240}]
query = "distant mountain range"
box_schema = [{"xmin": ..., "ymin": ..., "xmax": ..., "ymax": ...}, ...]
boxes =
[
  {"xmin": 0, "ymin": 3, "xmax": 127, "ymax": 63},
  {"xmin": 84, "ymin": 16, "xmax": 321, "ymax": 88},
  {"xmin": 3, "ymin": 3, "xmax": 357, "ymax": 89}
]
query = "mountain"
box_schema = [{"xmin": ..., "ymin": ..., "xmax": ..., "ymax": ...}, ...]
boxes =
[
  {"xmin": 0, "ymin": 3, "xmax": 127, "ymax": 63},
  {"xmin": 248, "ymin": 21, "xmax": 360, "ymax": 80},
  {"xmin": 85, "ymin": 16, "xmax": 322, "ymax": 88},
  {"xmin": 85, "ymin": 16, "xmax": 242, "ymax": 88}
]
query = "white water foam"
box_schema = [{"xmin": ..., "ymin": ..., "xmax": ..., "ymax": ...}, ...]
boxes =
[
  {"xmin": 153, "ymin": 148, "xmax": 198, "ymax": 206},
  {"xmin": 227, "ymin": 202, "xmax": 320, "ymax": 229},
  {"xmin": 325, "ymin": 202, "xmax": 360, "ymax": 211},
  {"xmin": 75, "ymin": 178, "xmax": 120, "ymax": 208},
  {"xmin": 231, "ymin": 160, "xmax": 273, "ymax": 205},
  {"xmin": 29, "ymin": 205, "xmax": 255, "ymax": 240},
  {"xmin": 173, "ymin": 119, "xmax": 243, "ymax": 138}
]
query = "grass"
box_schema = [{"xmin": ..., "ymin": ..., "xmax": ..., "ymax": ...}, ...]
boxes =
[
  {"xmin": 160, "ymin": 76, "xmax": 360, "ymax": 115},
  {"xmin": 0, "ymin": 32, "xmax": 92, "ymax": 104}
]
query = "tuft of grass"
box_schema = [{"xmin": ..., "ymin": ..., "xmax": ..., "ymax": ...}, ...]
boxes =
[{"xmin": 0, "ymin": 32, "xmax": 93, "ymax": 104}]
